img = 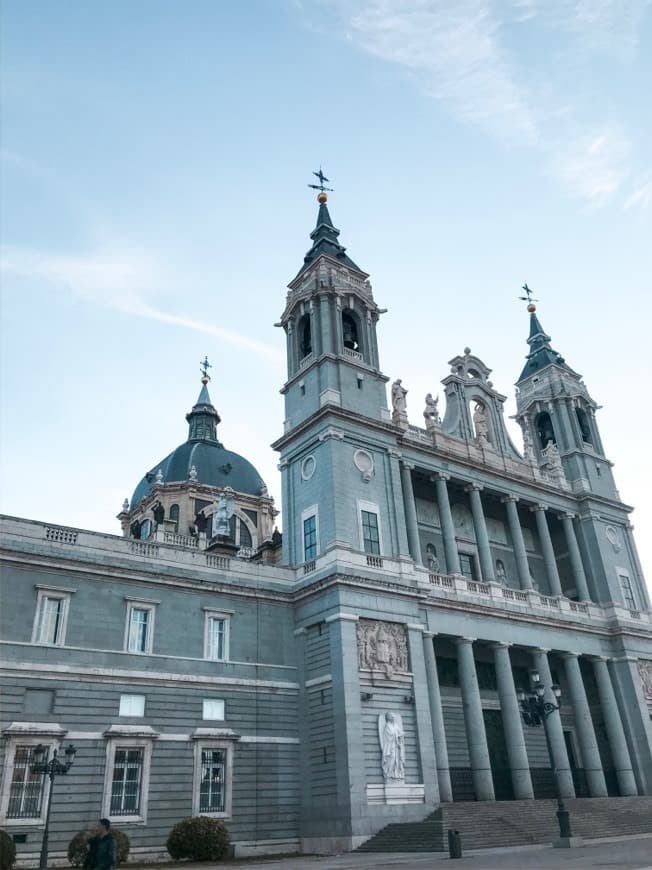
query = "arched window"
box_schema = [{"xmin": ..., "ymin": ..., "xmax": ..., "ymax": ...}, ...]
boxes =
[
  {"xmin": 576, "ymin": 408, "xmax": 592, "ymax": 444},
  {"xmin": 341, "ymin": 311, "xmax": 360, "ymax": 353},
  {"xmin": 239, "ymin": 520, "xmax": 252, "ymax": 549},
  {"xmin": 535, "ymin": 411, "xmax": 556, "ymax": 449},
  {"xmin": 169, "ymin": 504, "xmax": 179, "ymax": 532},
  {"xmin": 298, "ymin": 314, "xmax": 312, "ymax": 359}
]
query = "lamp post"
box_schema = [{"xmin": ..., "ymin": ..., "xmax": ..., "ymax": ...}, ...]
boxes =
[
  {"xmin": 517, "ymin": 671, "xmax": 572, "ymax": 839},
  {"xmin": 30, "ymin": 743, "xmax": 77, "ymax": 870}
]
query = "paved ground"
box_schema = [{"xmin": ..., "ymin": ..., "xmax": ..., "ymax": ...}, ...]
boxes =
[{"xmin": 133, "ymin": 833, "xmax": 652, "ymax": 870}]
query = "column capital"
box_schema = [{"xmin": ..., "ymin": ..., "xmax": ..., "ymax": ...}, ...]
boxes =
[
  {"xmin": 488, "ymin": 640, "xmax": 512, "ymax": 650},
  {"xmin": 559, "ymin": 651, "xmax": 581, "ymax": 660},
  {"xmin": 400, "ymin": 460, "xmax": 415, "ymax": 471},
  {"xmin": 501, "ymin": 494, "xmax": 519, "ymax": 504},
  {"xmin": 559, "ymin": 511, "xmax": 576, "ymax": 521},
  {"xmin": 406, "ymin": 622, "xmax": 427, "ymax": 633},
  {"xmin": 465, "ymin": 483, "xmax": 484, "ymax": 493},
  {"xmin": 532, "ymin": 646, "xmax": 551, "ymax": 655},
  {"xmin": 588, "ymin": 654, "xmax": 610, "ymax": 663},
  {"xmin": 530, "ymin": 503, "xmax": 548, "ymax": 513},
  {"xmin": 422, "ymin": 631, "xmax": 438, "ymax": 639},
  {"xmin": 324, "ymin": 612, "xmax": 359, "ymax": 624},
  {"xmin": 387, "ymin": 448, "xmax": 402, "ymax": 458},
  {"xmin": 433, "ymin": 471, "xmax": 450, "ymax": 482},
  {"xmin": 455, "ymin": 636, "xmax": 476, "ymax": 646}
]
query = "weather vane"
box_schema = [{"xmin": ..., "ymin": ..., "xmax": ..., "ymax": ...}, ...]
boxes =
[
  {"xmin": 200, "ymin": 356, "xmax": 212, "ymax": 382},
  {"xmin": 519, "ymin": 283, "xmax": 539, "ymax": 307},
  {"xmin": 308, "ymin": 167, "xmax": 333, "ymax": 195}
]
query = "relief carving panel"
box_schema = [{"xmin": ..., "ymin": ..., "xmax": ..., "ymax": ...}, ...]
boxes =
[{"xmin": 357, "ymin": 619, "xmax": 408, "ymax": 676}]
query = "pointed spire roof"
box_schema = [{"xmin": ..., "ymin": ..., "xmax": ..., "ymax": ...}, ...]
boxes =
[
  {"xmin": 295, "ymin": 194, "xmax": 365, "ymax": 279},
  {"xmin": 186, "ymin": 377, "xmax": 221, "ymax": 444},
  {"xmin": 518, "ymin": 304, "xmax": 569, "ymax": 382}
]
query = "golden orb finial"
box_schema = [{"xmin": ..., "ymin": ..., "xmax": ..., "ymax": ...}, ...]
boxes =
[
  {"xmin": 201, "ymin": 375, "xmax": 209, "ymax": 384},
  {"xmin": 527, "ymin": 302, "xmax": 536, "ymax": 313},
  {"xmin": 317, "ymin": 192, "xmax": 328, "ymax": 203}
]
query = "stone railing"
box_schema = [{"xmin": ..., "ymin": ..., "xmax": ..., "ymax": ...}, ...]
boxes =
[
  {"xmin": 206, "ymin": 554, "xmax": 230, "ymax": 570},
  {"xmin": 342, "ymin": 347, "xmax": 363, "ymax": 362},
  {"xmin": 44, "ymin": 526, "xmax": 79, "ymax": 545},
  {"xmin": 299, "ymin": 352, "xmax": 314, "ymax": 369},
  {"xmin": 303, "ymin": 559, "xmax": 316, "ymax": 575},
  {"xmin": 163, "ymin": 532, "xmax": 198, "ymax": 549},
  {"xmin": 130, "ymin": 541, "xmax": 159, "ymax": 558}
]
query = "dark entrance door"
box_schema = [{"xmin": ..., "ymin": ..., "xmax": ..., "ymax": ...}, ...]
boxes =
[{"xmin": 483, "ymin": 709, "xmax": 514, "ymax": 800}]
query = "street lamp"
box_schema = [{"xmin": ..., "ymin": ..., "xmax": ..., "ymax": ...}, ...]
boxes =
[
  {"xmin": 30, "ymin": 743, "xmax": 77, "ymax": 870},
  {"xmin": 517, "ymin": 672, "xmax": 572, "ymax": 840}
]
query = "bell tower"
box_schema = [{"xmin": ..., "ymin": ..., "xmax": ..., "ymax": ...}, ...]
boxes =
[
  {"xmin": 514, "ymin": 301, "xmax": 616, "ymax": 498},
  {"xmin": 273, "ymin": 181, "xmax": 411, "ymax": 568}
]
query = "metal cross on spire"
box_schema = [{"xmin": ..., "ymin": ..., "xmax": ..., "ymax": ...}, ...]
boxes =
[
  {"xmin": 200, "ymin": 356, "xmax": 212, "ymax": 381},
  {"xmin": 519, "ymin": 283, "xmax": 539, "ymax": 305},
  {"xmin": 308, "ymin": 167, "xmax": 334, "ymax": 194}
]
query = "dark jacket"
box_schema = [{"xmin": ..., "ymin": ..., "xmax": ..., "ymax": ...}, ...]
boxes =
[{"xmin": 84, "ymin": 833, "xmax": 116, "ymax": 870}]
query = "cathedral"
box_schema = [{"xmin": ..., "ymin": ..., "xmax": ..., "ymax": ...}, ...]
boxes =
[{"xmin": 1, "ymin": 190, "xmax": 652, "ymax": 863}]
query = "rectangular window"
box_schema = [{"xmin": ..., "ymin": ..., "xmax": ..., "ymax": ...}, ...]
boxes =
[
  {"xmin": 110, "ymin": 747, "xmax": 143, "ymax": 816},
  {"xmin": 202, "ymin": 699, "xmax": 225, "ymax": 721},
  {"xmin": 119, "ymin": 695, "xmax": 145, "ymax": 717},
  {"xmin": 128, "ymin": 608, "xmax": 149, "ymax": 653},
  {"xmin": 32, "ymin": 589, "xmax": 72, "ymax": 646},
  {"xmin": 361, "ymin": 510, "xmax": 380, "ymax": 555},
  {"xmin": 199, "ymin": 749, "xmax": 226, "ymax": 813},
  {"xmin": 459, "ymin": 553, "xmax": 477, "ymax": 581},
  {"xmin": 203, "ymin": 610, "xmax": 231, "ymax": 662},
  {"xmin": 619, "ymin": 574, "xmax": 636, "ymax": 610},
  {"xmin": 6, "ymin": 746, "xmax": 44, "ymax": 820},
  {"xmin": 303, "ymin": 515, "xmax": 317, "ymax": 561}
]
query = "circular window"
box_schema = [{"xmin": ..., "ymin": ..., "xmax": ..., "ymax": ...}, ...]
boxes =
[{"xmin": 301, "ymin": 455, "xmax": 316, "ymax": 480}]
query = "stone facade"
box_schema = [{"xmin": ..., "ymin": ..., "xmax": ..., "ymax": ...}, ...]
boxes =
[{"xmin": 1, "ymin": 195, "xmax": 652, "ymax": 863}]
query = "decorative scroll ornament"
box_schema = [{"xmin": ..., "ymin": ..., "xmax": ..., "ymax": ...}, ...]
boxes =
[
  {"xmin": 638, "ymin": 660, "xmax": 652, "ymax": 701},
  {"xmin": 357, "ymin": 619, "xmax": 408, "ymax": 676},
  {"xmin": 378, "ymin": 712, "xmax": 405, "ymax": 782}
]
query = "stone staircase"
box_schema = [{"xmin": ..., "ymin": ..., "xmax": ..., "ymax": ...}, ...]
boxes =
[{"xmin": 356, "ymin": 797, "xmax": 652, "ymax": 852}]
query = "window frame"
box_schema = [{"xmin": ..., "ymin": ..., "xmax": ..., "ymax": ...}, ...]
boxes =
[
  {"xmin": 123, "ymin": 599, "xmax": 157, "ymax": 655},
  {"xmin": 357, "ymin": 500, "xmax": 383, "ymax": 556},
  {"xmin": 203, "ymin": 609, "xmax": 232, "ymax": 662},
  {"xmin": 32, "ymin": 587, "xmax": 73, "ymax": 647},
  {"xmin": 119, "ymin": 694, "xmax": 146, "ymax": 717},
  {"xmin": 0, "ymin": 733, "xmax": 63, "ymax": 826},
  {"xmin": 618, "ymin": 571, "xmax": 637, "ymax": 610},
  {"xmin": 301, "ymin": 505, "xmax": 319, "ymax": 562},
  {"xmin": 192, "ymin": 741, "xmax": 233, "ymax": 819},
  {"xmin": 202, "ymin": 699, "xmax": 226, "ymax": 721},
  {"xmin": 102, "ymin": 737, "xmax": 153, "ymax": 825}
]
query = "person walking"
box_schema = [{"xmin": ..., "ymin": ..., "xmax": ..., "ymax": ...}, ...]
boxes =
[{"xmin": 84, "ymin": 819, "xmax": 116, "ymax": 870}]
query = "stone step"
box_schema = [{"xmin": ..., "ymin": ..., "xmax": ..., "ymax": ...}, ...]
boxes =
[{"xmin": 356, "ymin": 797, "xmax": 652, "ymax": 853}]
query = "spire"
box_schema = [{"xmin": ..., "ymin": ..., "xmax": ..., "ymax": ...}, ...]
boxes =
[
  {"xmin": 186, "ymin": 361, "xmax": 221, "ymax": 443},
  {"xmin": 518, "ymin": 302, "xmax": 568, "ymax": 381}
]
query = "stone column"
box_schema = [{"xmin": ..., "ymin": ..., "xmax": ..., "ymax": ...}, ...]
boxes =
[
  {"xmin": 561, "ymin": 653, "xmax": 607, "ymax": 796},
  {"xmin": 408, "ymin": 625, "xmax": 440, "ymax": 805},
  {"xmin": 334, "ymin": 295, "xmax": 344, "ymax": 354},
  {"xmin": 590, "ymin": 657, "xmax": 637, "ymax": 796},
  {"xmin": 532, "ymin": 649, "xmax": 575, "ymax": 798},
  {"xmin": 400, "ymin": 462, "xmax": 422, "ymax": 565},
  {"xmin": 434, "ymin": 474, "xmax": 461, "ymax": 575},
  {"xmin": 423, "ymin": 633, "xmax": 452, "ymax": 801},
  {"xmin": 456, "ymin": 637, "xmax": 495, "ymax": 800},
  {"xmin": 467, "ymin": 485, "xmax": 495, "ymax": 583},
  {"xmin": 502, "ymin": 496, "xmax": 533, "ymax": 590},
  {"xmin": 319, "ymin": 293, "xmax": 332, "ymax": 355},
  {"xmin": 559, "ymin": 513, "xmax": 590, "ymax": 602},
  {"xmin": 607, "ymin": 656, "xmax": 652, "ymax": 794},
  {"xmin": 531, "ymin": 505, "xmax": 563, "ymax": 596},
  {"xmin": 491, "ymin": 642, "xmax": 534, "ymax": 799}
]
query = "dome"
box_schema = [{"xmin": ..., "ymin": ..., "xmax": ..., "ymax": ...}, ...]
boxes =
[{"xmin": 130, "ymin": 380, "xmax": 267, "ymax": 506}]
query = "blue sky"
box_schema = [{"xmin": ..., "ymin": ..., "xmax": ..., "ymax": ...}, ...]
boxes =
[{"xmin": 1, "ymin": 0, "xmax": 651, "ymax": 585}]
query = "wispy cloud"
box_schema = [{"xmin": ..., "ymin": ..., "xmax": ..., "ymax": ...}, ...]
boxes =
[
  {"xmin": 0, "ymin": 245, "xmax": 282, "ymax": 360},
  {"xmin": 320, "ymin": 0, "xmax": 649, "ymax": 208},
  {"xmin": 624, "ymin": 176, "xmax": 652, "ymax": 210}
]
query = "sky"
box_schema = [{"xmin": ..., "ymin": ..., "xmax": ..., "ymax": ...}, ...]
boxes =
[{"xmin": 1, "ymin": 0, "xmax": 651, "ymax": 588}]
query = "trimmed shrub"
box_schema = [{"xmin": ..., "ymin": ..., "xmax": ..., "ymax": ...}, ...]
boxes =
[
  {"xmin": 166, "ymin": 816, "xmax": 230, "ymax": 862},
  {"xmin": 0, "ymin": 830, "xmax": 16, "ymax": 870},
  {"xmin": 67, "ymin": 829, "xmax": 130, "ymax": 867}
]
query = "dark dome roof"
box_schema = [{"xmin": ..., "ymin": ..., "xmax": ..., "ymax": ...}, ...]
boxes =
[
  {"xmin": 131, "ymin": 440, "xmax": 266, "ymax": 506},
  {"xmin": 130, "ymin": 381, "xmax": 266, "ymax": 506}
]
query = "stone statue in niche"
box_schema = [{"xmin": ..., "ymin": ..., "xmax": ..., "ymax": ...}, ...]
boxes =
[
  {"xmin": 638, "ymin": 660, "xmax": 652, "ymax": 701},
  {"xmin": 495, "ymin": 560, "xmax": 507, "ymax": 584},
  {"xmin": 423, "ymin": 393, "xmax": 441, "ymax": 431},
  {"xmin": 391, "ymin": 379, "xmax": 408, "ymax": 426},
  {"xmin": 213, "ymin": 488, "xmax": 235, "ymax": 538},
  {"xmin": 540, "ymin": 441, "xmax": 566, "ymax": 486},
  {"xmin": 473, "ymin": 402, "xmax": 490, "ymax": 446},
  {"xmin": 522, "ymin": 424, "xmax": 536, "ymax": 465},
  {"xmin": 425, "ymin": 543, "xmax": 440, "ymax": 573},
  {"xmin": 357, "ymin": 619, "xmax": 408, "ymax": 676},
  {"xmin": 378, "ymin": 712, "xmax": 405, "ymax": 782}
]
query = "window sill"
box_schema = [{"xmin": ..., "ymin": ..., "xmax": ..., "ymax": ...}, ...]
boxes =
[{"xmin": 107, "ymin": 815, "xmax": 147, "ymax": 826}]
